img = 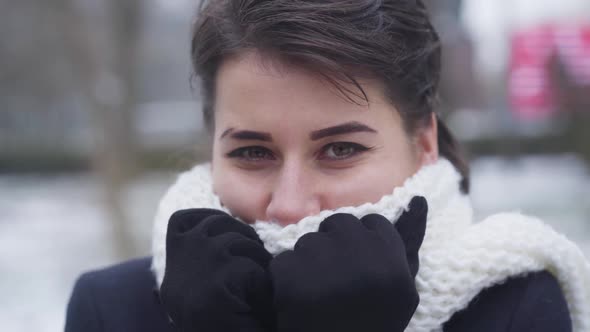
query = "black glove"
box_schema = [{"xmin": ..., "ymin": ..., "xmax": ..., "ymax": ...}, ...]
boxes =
[
  {"xmin": 269, "ymin": 196, "xmax": 428, "ymax": 332},
  {"xmin": 159, "ymin": 208, "xmax": 275, "ymax": 332}
]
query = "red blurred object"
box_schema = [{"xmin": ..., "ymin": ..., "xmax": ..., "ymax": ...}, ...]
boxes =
[{"xmin": 509, "ymin": 24, "xmax": 590, "ymax": 120}]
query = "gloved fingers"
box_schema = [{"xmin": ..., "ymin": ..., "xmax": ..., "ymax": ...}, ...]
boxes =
[
  {"xmin": 167, "ymin": 208, "xmax": 229, "ymax": 235},
  {"xmin": 222, "ymin": 235, "xmax": 273, "ymax": 268},
  {"xmin": 268, "ymin": 250, "xmax": 296, "ymax": 279},
  {"xmin": 394, "ymin": 196, "xmax": 428, "ymax": 278},
  {"xmin": 318, "ymin": 213, "xmax": 363, "ymax": 234},
  {"xmin": 292, "ymin": 230, "xmax": 332, "ymax": 254},
  {"xmin": 165, "ymin": 209, "xmax": 230, "ymax": 255},
  {"xmin": 360, "ymin": 213, "xmax": 395, "ymax": 234},
  {"xmin": 198, "ymin": 214, "xmax": 262, "ymax": 243},
  {"xmin": 232, "ymin": 256, "xmax": 274, "ymax": 305},
  {"xmin": 220, "ymin": 256, "xmax": 275, "ymax": 324},
  {"xmin": 394, "ymin": 196, "xmax": 428, "ymax": 254},
  {"xmin": 268, "ymin": 249, "xmax": 305, "ymax": 306},
  {"xmin": 359, "ymin": 213, "xmax": 405, "ymax": 249}
]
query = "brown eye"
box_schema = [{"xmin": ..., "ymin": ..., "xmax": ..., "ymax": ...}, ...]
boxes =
[
  {"xmin": 226, "ymin": 146, "xmax": 275, "ymax": 161},
  {"xmin": 320, "ymin": 142, "xmax": 371, "ymax": 160}
]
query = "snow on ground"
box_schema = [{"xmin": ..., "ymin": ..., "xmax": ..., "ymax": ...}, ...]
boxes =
[{"xmin": 0, "ymin": 155, "xmax": 589, "ymax": 331}]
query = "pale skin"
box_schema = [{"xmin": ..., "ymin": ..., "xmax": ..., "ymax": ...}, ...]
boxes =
[{"xmin": 211, "ymin": 51, "xmax": 439, "ymax": 226}]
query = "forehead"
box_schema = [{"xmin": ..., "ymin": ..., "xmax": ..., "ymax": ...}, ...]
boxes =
[{"xmin": 214, "ymin": 51, "xmax": 397, "ymax": 131}]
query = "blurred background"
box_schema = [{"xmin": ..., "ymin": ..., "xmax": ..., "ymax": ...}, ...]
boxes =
[{"xmin": 1, "ymin": 0, "xmax": 589, "ymax": 330}]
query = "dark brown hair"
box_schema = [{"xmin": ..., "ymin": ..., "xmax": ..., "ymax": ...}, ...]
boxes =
[{"xmin": 191, "ymin": 0, "xmax": 470, "ymax": 193}]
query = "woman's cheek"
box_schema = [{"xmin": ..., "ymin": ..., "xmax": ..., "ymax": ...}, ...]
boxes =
[
  {"xmin": 214, "ymin": 170, "xmax": 268, "ymax": 224},
  {"xmin": 322, "ymin": 180, "xmax": 386, "ymax": 210},
  {"xmin": 321, "ymin": 166, "xmax": 406, "ymax": 210}
]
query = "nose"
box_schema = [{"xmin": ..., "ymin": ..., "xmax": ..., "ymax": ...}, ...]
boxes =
[{"xmin": 265, "ymin": 164, "xmax": 321, "ymax": 226}]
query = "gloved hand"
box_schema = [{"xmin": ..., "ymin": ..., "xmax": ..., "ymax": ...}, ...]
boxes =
[
  {"xmin": 159, "ymin": 208, "xmax": 275, "ymax": 332},
  {"xmin": 269, "ymin": 196, "xmax": 428, "ymax": 332}
]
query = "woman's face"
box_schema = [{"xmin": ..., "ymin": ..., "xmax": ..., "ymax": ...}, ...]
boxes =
[{"xmin": 211, "ymin": 52, "xmax": 438, "ymax": 226}]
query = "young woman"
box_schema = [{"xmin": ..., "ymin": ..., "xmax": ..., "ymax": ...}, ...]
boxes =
[{"xmin": 65, "ymin": 1, "xmax": 590, "ymax": 331}]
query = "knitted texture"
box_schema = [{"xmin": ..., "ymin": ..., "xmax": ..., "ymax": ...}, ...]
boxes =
[{"xmin": 151, "ymin": 159, "xmax": 590, "ymax": 331}]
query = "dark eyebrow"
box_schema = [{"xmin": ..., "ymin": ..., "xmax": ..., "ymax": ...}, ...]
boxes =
[
  {"xmin": 310, "ymin": 121, "xmax": 377, "ymax": 141},
  {"xmin": 220, "ymin": 128, "xmax": 273, "ymax": 142}
]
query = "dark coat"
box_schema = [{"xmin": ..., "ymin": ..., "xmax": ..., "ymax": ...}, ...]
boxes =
[{"xmin": 64, "ymin": 256, "xmax": 572, "ymax": 332}]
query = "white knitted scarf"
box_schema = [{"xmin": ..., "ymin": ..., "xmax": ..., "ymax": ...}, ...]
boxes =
[{"xmin": 151, "ymin": 158, "xmax": 590, "ymax": 331}]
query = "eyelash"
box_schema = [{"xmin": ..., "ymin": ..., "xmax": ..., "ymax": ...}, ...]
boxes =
[{"xmin": 225, "ymin": 142, "xmax": 374, "ymax": 162}]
